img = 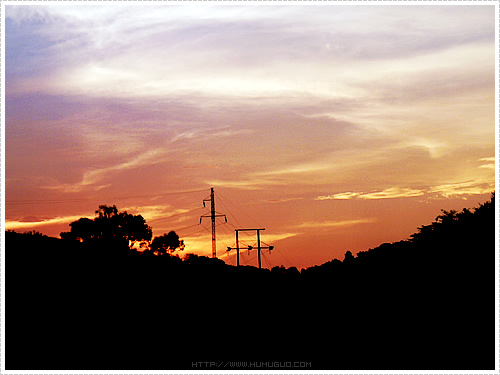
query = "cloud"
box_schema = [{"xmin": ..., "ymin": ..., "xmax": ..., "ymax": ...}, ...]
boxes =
[
  {"xmin": 256, "ymin": 162, "xmax": 332, "ymax": 177},
  {"xmin": 295, "ymin": 218, "xmax": 376, "ymax": 230},
  {"xmin": 7, "ymin": 4, "xmax": 493, "ymax": 105},
  {"xmin": 207, "ymin": 178, "xmax": 278, "ymax": 191},
  {"xmin": 316, "ymin": 192, "xmax": 360, "ymax": 201},
  {"xmin": 258, "ymin": 232, "xmax": 300, "ymax": 243},
  {"xmin": 479, "ymin": 157, "xmax": 495, "ymax": 162},
  {"xmin": 359, "ymin": 187, "xmax": 425, "ymax": 200},
  {"xmin": 262, "ymin": 198, "xmax": 304, "ymax": 204},
  {"xmin": 316, "ymin": 188, "xmax": 424, "ymax": 201},
  {"xmin": 207, "ymin": 159, "xmax": 339, "ymax": 191},
  {"xmin": 478, "ymin": 156, "xmax": 495, "ymax": 169},
  {"xmin": 43, "ymin": 148, "xmax": 171, "ymax": 193},
  {"xmin": 320, "ymin": 180, "xmax": 494, "ymax": 202},
  {"xmin": 428, "ymin": 180, "xmax": 494, "ymax": 198},
  {"xmin": 171, "ymin": 127, "xmax": 254, "ymax": 144},
  {"xmin": 5, "ymin": 214, "xmax": 90, "ymax": 231}
]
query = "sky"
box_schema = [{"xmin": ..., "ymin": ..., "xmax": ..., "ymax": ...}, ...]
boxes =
[{"xmin": 4, "ymin": 2, "xmax": 497, "ymax": 269}]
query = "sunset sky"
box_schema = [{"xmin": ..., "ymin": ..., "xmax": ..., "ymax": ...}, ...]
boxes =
[{"xmin": 5, "ymin": 2, "xmax": 496, "ymax": 269}]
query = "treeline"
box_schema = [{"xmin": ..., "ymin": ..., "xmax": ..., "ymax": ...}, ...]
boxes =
[{"xmin": 6, "ymin": 194, "xmax": 495, "ymax": 370}]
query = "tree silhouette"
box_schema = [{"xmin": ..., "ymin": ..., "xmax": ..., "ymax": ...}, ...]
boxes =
[
  {"xmin": 343, "ymin": 250, "xmax": 354, "ymax": 263},
  {"xmin": 8, "ymin": 194, "xmax": 495, "ymax": 370},
  {"xmin": 151, "ymin": 231, "xmax": 184, "ymax": 256},
  {"xmin": 60, "ymin": 205, "xmax": 152, "ymax": 252},
  {"xmin": 61, "ymin": 217, "xmax": 96, "ymax": 242}
]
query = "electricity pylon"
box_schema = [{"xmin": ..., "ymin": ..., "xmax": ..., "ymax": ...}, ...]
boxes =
[
  {"xmin": 200, "ymin": 187, "xmax": 227, "ymax": 258},
  {"xmin": 227, "ymin": 228, "xmax": 274, "ymax": 269}
]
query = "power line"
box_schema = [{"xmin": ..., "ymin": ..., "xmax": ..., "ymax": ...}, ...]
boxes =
[
  {"xmin": 274, "ymin": 248, "xmax": 294, "ymax": 268},
  {"xmin": 6, "ymin": 188, "xmax": 208, "ymax": 205},
  {"xmin": 171, "ymin": 223, "xmax": 201, "ymax": 233},
  {"xmin": 148, "ymin": 207, "xmax": 204, "ymax": 223},
  {"xmin": 179, "ymin": 226, "xmax": 209, "ymax": 238},
  {"xmin": 215, "ymin": 192, "xmax": 244, "ymax": 229},
  {"xmin": 182, "ymin": 225, "xmax": 211, "ymax": 254},
  {"xmin": 214, "ymin": 191, "xmax": 261, "ymax": 228}
]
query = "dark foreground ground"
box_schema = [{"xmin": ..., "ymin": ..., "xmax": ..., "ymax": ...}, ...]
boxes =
[{"xmin": 6, "ymin": 197, "xmax": 495, "ymax": 372}]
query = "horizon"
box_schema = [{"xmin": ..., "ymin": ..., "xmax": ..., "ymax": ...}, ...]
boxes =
[
  {"xmin": 5, "ymin": 2, "xmax": 496, "ymax": 270},
  {"xmin": 4, "ymin": 190, "xmax": 496, "ymax": 270}
]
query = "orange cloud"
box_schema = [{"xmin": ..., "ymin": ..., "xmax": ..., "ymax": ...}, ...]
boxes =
[{"xmin": 5, "ymin": 215, "xmax": 90, "ymax": 231}]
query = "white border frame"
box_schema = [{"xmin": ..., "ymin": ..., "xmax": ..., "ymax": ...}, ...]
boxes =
[{"xmin": 1, "ymin": 1, "xmax": 498, "ymax": 374}]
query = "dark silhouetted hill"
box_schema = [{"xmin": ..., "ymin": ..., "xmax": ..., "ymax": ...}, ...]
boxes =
[{"xmin": 6, "ymin": 194, "xmax": 495, "ymax": 370}]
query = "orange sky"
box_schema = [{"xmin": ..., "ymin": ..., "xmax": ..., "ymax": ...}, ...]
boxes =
[{"xmin": 5, "ymin": 3, "xmax": 496, "ymax": 269}]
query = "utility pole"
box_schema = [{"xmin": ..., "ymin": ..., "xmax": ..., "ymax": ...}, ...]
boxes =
[
  {"xmin": 200, "ymin": 187, "xmax": 226, "ymax": 258},
  {"xmin": 227, "ymin": 228, "xmax": 273, "ymax": 268},
  {"xmin": 236, "ymin": 229, "xmax": 239, "ymax": 267},
  {"xmin": 257, "ymin": 229, "xmax": 262, "ymax": 270}
]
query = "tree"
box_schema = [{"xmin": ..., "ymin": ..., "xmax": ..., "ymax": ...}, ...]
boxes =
[
  {"xmin": 60, "ymin": 205, "xmax": 152, "ymax": 252},
  {"xmin": 116, "ymin": 211, "xmax": 153, "ymax": 249},
  {"xmin": 151, "ymin": 231, "xmax": 184, "ymax": 256},
  {"xmin": 343, "ymin": 250, "xmax": 354, "ymax": 264},
  {"xmin": 61, "ymin": 217, "xmax": 96, "ymax": 242}
]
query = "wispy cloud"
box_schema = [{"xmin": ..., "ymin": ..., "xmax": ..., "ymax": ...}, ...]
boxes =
[
  {"xmin": 359, "ymin": 188, "xmax": 425, "ymax": 200},
  {"xmin": 262, "ymin": 198, "xmax": 304, "ymax": 204},
  {"xmin": 318, "ymin": 180, "xmax": 494, "ymax": 202},
  {"xmin": 7, "ymin": 4, "xmax": 494, "ymax": 104},
  {"xmin": 295, "ymin": 218, "xmax": 376, "ymax": 230},
  {"xmin": 5, "ymin": 214, "xmax": 90, "ymax": 231},
  {"xmin": 316, "ymin": 188, "xmax": 424, "ymax": 201},
  {"xmin": 478, "ymin": 156, "xmax": 495, "ymax": 169},
  {"xmin": 316, "ymin": 192, "xmax": 360, "ymax": 201},
  {"xmin": 121, "ymin": 204, "xmax": 192, "ymax": 223},
  {"xmin": 207, "ymin": 178, "xmax": 278, "ymax": 191},
  {"xmin": 171, "ymin": 127, "xmax": 254, "ymax": 144},
  {"xmin": 428, "ymin": 180, "xmax": 494, "ymax": 198},
  {"xmin": 255, "ymin": 162, "xmax": 332, "ymax": 177},
  {"xmin": 43, "ymin": 148, "xmax": 171, "ymax": 193},
  {"xmin": 259, "ymin": 232, "xmax": 300, "ymax": 243}
]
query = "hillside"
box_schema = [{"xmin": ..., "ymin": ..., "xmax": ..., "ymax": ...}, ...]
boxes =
[{"xmin": 6, "ymin": 194, "xmax": 495, "ymax": 370}]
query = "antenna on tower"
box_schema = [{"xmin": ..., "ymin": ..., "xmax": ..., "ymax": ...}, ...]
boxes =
[{"xmin": 200, "ymin": 187, "xmax": 227, "ymax": 258}]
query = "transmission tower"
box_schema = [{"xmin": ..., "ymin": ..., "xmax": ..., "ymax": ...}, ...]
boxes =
[
  {"xmin": 227, "ymin": 228, "xmax": 274, "ymax": 269},
  {"xmin": 200, "ymin": 187, "xmax": 227, "ymax": 258}
]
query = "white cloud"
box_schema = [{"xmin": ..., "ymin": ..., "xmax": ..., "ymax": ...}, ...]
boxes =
[
  {"xmin": 478, "ymin": 156, "xmax": 495, "ymax": 169},
  {"xmin": 315, "ymin": 192, "xmax": 360, "ymax": 200},
  {"xmin": 479, "ymin": 157, "xmax": 495, "ymax": 162},
  {"xmin": 316, "ymin": 188, "xmax": 424, "ymax": 201},
  {"xmin": 428, "ymin": 180, "xmax": 494, "ymax": 198},
  {"xmin": 359, "ymin": 187, "xmax": 425, "ymax": 200},
  {"xmin": 7, "ymin": 4, "xmax": 494, "ymax": 105},
  {"xmin": 318, "ymin": 180, "xmax": 495, "ymax": 202}
]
